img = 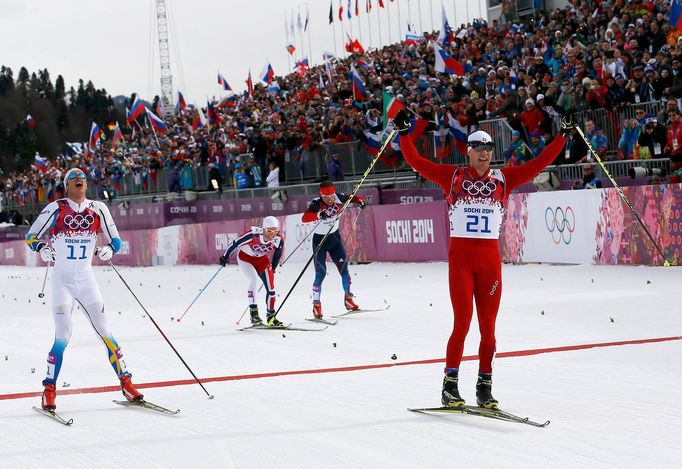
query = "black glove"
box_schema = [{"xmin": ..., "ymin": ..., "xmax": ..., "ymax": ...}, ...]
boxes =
[
  {"xmin": 393, "ymin": 109, "xmax": 411, "ymax": 135},
  {"xmin": 560, "ymin": 115, "xmax": 576, "ymax": 137},
  {"xmin": 358, "ymin": 200, "xmax": 367, "ymax": 209},
  {"xmin": 319, "ymin": 211, "xmax": 331, "ymax": 220},
  {"xmin": 219, "ymin": 255, "xmax": 228, "ymax": 267}
]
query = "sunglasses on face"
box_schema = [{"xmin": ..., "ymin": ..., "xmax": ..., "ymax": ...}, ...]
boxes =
[
  {"xmin": 68, "ymin": 172, "xmax": 86, "ymax": 180},
  {"xmin": 470, "ymin": 143, "xmax": 494, "ymax": 152}
]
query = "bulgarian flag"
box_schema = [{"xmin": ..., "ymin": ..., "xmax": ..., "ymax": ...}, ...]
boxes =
[{"xmin": 383, "ymin": 91, "xmax": 405, "ymax": 126}]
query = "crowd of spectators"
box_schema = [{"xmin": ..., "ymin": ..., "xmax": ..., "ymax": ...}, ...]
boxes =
[{"xmin": 4, "ymin": 0, "xmax": 682, "ymax": 214}]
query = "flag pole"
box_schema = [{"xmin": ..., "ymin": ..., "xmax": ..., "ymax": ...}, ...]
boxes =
[
  {"xmin": 367, "ymin": 1, "xmax": 373, "ymax": 49},
  {"xmin": 284, "ymin": 11, "xmax": 292, "ymax": 73},
  {"xmin": 306, "ymin": 2, "xmax": 313, "ymax": 66},
  {"xmin": 407, "ymin": 0, "xmax": 413, "ymax": 34},
  {"xmin": 429, "ymin": 0, "xmax": 434, "ymax": 32},
  {"xmin": 332, "ymin": 3, "xmax": 339, "ymax": 58},
  {"xmin": 376, "ymin": 1, "xmax": 382, "ymax": 48},
  {"xmin": 417, "ymin": 0, "xmax": 423, "ymax": 33},
  {"xmin": 146, "ymin": 112, "xmax": 161, "ymax": 148},
  {"xmin": 386, "ymin": 0, "xmax": 392, "ymax": 44},
  {"xmin": 396, "ymin": 0, "xmax": 402, "ymax": 40},
  {"xmin": 357, "ymin": 2, "xmax": 363, "ymax": 46}
]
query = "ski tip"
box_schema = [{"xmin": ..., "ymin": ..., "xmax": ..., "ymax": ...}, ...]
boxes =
[{"xmin": 208, "ymin": 395, "xmax": 215, "ymax": 400}]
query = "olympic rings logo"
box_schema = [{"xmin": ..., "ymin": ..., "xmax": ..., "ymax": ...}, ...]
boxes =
[
  {"xmin": 462, "ymin": 179, "xmax": 497, "ymax": 197},
  {"xmin": 544, "ymin": 206, "xmax": 575, "ymax": 245},
  {"xmin": 63, "ymin": 213, "xmax": 95, "ymax": 230}
]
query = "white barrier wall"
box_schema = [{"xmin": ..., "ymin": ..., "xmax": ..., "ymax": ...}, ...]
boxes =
[{"xmin": 522, "ymin": 190, "xmax": 602, "ymax": 264}]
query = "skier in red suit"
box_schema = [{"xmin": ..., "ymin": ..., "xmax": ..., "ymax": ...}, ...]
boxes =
[{"xmin": 394, "ymin": 109, "xmax": 572, "ymax": 409}]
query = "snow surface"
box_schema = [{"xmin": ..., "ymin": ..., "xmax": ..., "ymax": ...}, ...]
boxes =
[{"xmin": 0, "ymin": 262, "xmax": 681, "ymax": 468}]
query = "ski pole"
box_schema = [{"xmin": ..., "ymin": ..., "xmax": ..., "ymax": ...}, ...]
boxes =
[
  {"xmin": 108, "ymin": 261, "xmax": 214, "ymax": 399},
  {"xmin": 235, "ymin": 220, "xmax": 321, "ymax": 325},
  {"xmin": 176, "ymin": 265, "xmax": 223, "ymax": 323},
  {"xmin": 574, "ymin": 125, "xmax": 670, "ymax": 267},
  {"xmin": 38, "ymin": 261, "xmax": 50, "ymax": 298},
  {"xmin": 274, "ymin": 129, "xmax": 397, "ymax": 316},
  {"xmin": 281, "ymin": 220, "xmax": 321, "ymax": 266}
]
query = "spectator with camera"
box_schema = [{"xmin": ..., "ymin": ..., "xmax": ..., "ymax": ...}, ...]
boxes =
[{"xmin": 637, "ymin": 118, "xmax": 667, "ymax": 160}]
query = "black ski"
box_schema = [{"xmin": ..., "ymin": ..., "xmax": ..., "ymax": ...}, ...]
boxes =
[
  {"xmin": 408, "ymin": 405, "xmax": 549, "ymax": 428},
  {"xmin": 331, "ymin": 305, "xmax": 390, "ymax": 318},
  {"xmin": 113, "ymin": 399, "xmax": 180, "ymax": 415},
  {"xmin": 305, "ymin": 317, "xmax": 338, "ymax": 325},
  {"xmin": 33, "ymin": 406, "xmax": 73, "ymax": 426},
  {"xmin": 237, "ymin": 323, "xmax": 328, "ymax": 332}
]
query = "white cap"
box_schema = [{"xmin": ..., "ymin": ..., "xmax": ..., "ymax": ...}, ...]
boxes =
[
  {"xmin": 536, "ymin": 94, "xmax": 545, "ymax": 101},
  {"xmin": 525, "ymin": 99, "xmax": 535, "ymax": 106},
  {"xmin": 63, "ymin": 168, "xmax": 84, "ymax": 188},
  {"xmin": 467, "ymin": 130, "xmax": 493, "ymax": 145},
  {"xmin": 263, "ymin": 216, "xmax": 279, "ymax": 230}
]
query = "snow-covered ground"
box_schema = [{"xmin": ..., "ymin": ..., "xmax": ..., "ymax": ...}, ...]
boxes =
[{"xmin": 1, "ymin": 262, "xmax": 681, "ymax": 468}]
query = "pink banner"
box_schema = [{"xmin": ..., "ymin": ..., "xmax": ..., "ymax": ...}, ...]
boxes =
[
  {"xmin": 3, "ymin": 185, "xmax": 680, "ymax": 267},
  {"xmin": 369, "ymin": 201, "xmax": 449, "ymax": 262},
  {"xmin": 593, "ymin": 184, "xmax": 682, "ymax": 265}
]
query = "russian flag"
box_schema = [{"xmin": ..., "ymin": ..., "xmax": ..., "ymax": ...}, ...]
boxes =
[
  {"xmin": 34, "ymin": 153, "xmax": 48, "ymax": 173},
  {"xmin": 363, "ymin": 130, "xmax": 383, "ymax": 156},
  {"xmin": 192, "ymin": 108, "xmax": 207, "ymax": 129},
  {"xmin": 220, "ymin": 94, "xmax": 238, "ymax": 107},
  {"xmin": 89, "ymin": 122, "xmax": 102, "ymax": 149},
  {"xmin": 26, "ymin": 114, "xmax": 37, "ymax": 127},
  {"xmin": 383, "ymin": 91, "xmax": 406, "ymax": 122},
  {"xmin": 405, "ymin": 33, "xmax": 422, "ymax": 46},
  {"xmin": 207, "ymin": 101, "xmax": 222, "ymax": 125},
  {"xmin": 177, "ymin": 91, "xmax": 187, "ymax": 113},
  {"xmin": 437, "ymin": 4, "xmax": 454, "ymax": 47},
  {"xmin": 260, "ymin": 62, "xmax": 275, "ymax": 84},
  {"xmin": 446, "ymin": 112, "xmax": 468, "ymax": 154},
  {"xmin": 349, "ymin": 64, "xmax": 366, "ymax": 101},
  {"xmin": 433, "ymin": 41, "xmax": 464, "ymax": 76},
  {"xmin": 128, "ymin": 95, "xmax": 145, "ymax": 123},
  {"xmin": 111, "ymin": 122, "xmax": 124, "ymax": 148},
  {"xmin": 145, "ymin": 107, "xmax": 168, "ymax": 133},
  {"xmin": 218, "ymin": 73, "xmax": 232, "ymax": 91},
  {"xmin": 670, "ymin": 0, "xmax": 682, "ymax": 30},
  {"xmin": 287, "ymin": 44, "xmax": 296, "ymax": 56},
  {"xmin": 357, "ymin": 58, "xmax": 374, "ymax": 71}
]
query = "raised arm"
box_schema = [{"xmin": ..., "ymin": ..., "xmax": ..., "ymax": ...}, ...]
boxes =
[
  {"xmin": 394, "ymin": 110, "xmax": 456, "ymax": 191},
  {"xmin": 399, "ymin": 133, "xmax": 457, "ymax": 191},
  {"xmin": 501, "ymin": 135, "xmax": 567, "ymax": 192}
]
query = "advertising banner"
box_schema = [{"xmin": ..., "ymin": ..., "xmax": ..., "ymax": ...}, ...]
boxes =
[
  {"xmin": 521, "ymin": 190, "xmax": 602, "ymax": 264},
  {"xmin": 154, "ymin": 225, "xmax": 181, "ymax": 266},
  {"xmin": 370, "ymin": 201, "xmax": 449, "ymax": 262}
]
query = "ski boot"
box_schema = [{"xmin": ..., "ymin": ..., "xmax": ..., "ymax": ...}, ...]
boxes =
[
  {"xmin": 249, "ymin": 304, "xmax": 263, "ymax": 325},
  {"xmin": 344, "ymin": 293, "xmax": 360, "ymax": 311},
  {"xmin": 266, "ymin": 310, "xmax": 284, "ymax": 327},
  {"xmin": 120, "ymin": 374, "xmax": 144, "ymax": 402},
  {"xmin": 312, "ymin": 301, "xmax": 323, "ymax": 319},
  {"xmin": 42, "ymin": 382, "xmax": 57, "ymax": 411},
  {"xmin": 441, "ymin": 369, "xmax": 465, "ymax": 408},
  {"xmin": 476, "ymin": 372, "xmax": 499, "ymax": 409}
]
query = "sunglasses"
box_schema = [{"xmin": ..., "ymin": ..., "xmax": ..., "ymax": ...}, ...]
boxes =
[
  {"xmin": 68, "ymin": 172, "xmax": 86, "ymax": 180},
  {"xmin": 470, "ymin": 143, "xmax": 494, "ymax": 152}
]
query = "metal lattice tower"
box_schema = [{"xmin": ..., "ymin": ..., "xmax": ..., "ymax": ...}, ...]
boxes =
[{"xmin": 156, "ymin": 0, "xmax": 174, "ymax": 117}]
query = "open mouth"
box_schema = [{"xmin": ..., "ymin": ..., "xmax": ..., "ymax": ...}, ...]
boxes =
[{"xmin": 75, "ymin": 181, "xmax": 84, "ymax": 188}]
